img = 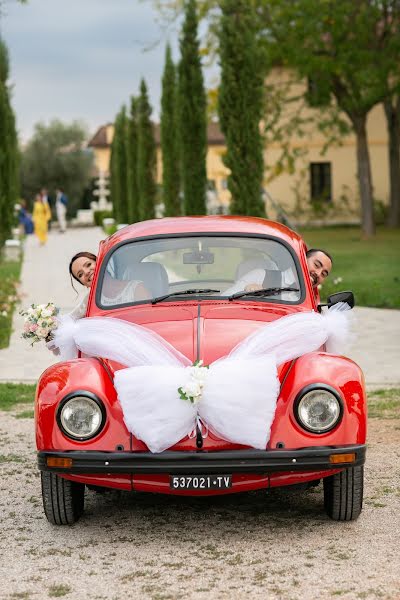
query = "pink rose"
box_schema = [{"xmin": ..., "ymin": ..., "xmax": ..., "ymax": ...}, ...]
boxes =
[
  {"xmin": 29, "ymin": 324, "xmax": 38, "ymax": 332},
  {"xmin": 24, "ymin": 322, "xmax": 31, "ymax": 332}
]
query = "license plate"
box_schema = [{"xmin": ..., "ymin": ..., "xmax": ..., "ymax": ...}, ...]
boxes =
[{"xmin": 170, "ymin": 475, "xmax": 232, "ymax": 490}]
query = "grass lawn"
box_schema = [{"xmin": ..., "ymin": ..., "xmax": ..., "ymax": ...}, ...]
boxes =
[
  {"xmin": 0, "ymin": 382, "xmax": 36, "ymax": 411},
  {"xmin": 299, "ymin": 226, "xmax": 400, "ymax": 308},
  {"xmin": 0, "ymin": 258, "xmax": 22, "ymax": 348},
  {"xmin": 368, "ymin": 388, "xmax": 400, "ymax": 419}
]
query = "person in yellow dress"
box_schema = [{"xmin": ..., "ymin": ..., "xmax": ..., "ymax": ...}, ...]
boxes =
[{"xmin": 32, "ymin": 193, "xmax": 51, "ymax": 245}]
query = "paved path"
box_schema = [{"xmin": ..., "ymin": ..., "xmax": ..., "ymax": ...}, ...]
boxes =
[{"xmin": 0, "ymin": 227, "xmax": 399, "ymax": 387}]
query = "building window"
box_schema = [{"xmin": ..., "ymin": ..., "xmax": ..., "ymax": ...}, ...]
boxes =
[
  {"xmin": 207, "ymin": 179, "xmax": 216, "ymax": 191},
  {"xmin": 307, "ymin": 76, "xmax": 331, "ymax": 107},
  {"xmin": 310, "ymin": 162, "xmax": 332, "ymax": 202},
  {"xmin": 220, "ymin": 178, "xmax": 228, "ymax": 190}
]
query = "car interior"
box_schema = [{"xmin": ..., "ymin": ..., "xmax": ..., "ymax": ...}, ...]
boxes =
[{"xmin": 99, "ymin": 236, "xmax": 302, "ymax": 306}]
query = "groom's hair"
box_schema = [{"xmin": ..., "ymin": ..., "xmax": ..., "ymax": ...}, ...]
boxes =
[{"xmin": 69, "ymin": 251, "xmax": 97, "ymax": 291}]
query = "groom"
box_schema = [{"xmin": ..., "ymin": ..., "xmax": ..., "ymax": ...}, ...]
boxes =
[{"xmin": 226, "ymin": 248, "xmax": 333, "ymax": 296}]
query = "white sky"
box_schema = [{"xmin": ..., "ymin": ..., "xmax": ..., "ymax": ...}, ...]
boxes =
[{"xmin": 1, "ymin": 0, "xmax": 215, "ymax": 143}]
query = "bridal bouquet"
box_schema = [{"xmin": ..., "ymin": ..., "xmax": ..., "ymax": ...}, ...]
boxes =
[{"xmin": 20, "ymin": 302, "xmax": 59, "ymax": 345}]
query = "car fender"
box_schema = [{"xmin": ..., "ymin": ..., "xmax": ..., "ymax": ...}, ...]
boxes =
[
  {"xmin": 269, "ymin": 352, "xmax": 367, "ymax": 449},
  {"xmin": 35, "ymin": 358, "xmax": 130, "ymax": 452}
]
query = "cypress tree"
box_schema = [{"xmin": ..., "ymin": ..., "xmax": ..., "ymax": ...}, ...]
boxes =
[
  {"xmin": 110, "ymin": 106, "xmax": 129, "ymax": 224},
  {"xmin": 161, "ymin": 44, "xmax": 181, "ymax": 216},
  {"xmin": 0, "ymin": 39, "xmax": 19, "ymax": 248},
  {"xmin": 218, "ymin": 0, "xmax": 265, "ymax": 217},
  {"xmin": 109, "ymin": 124, "xmax": 120, "ymax": 223},
  {"xmin": 126, "ymin": 96, "xmax": 140, "ymax": 223},
  {"xmin": 178, "ymin": 0, "xmax": 207, "ymax": 215},
  {"xmin": 137, "ymin": 79, "xmax": 156, "ymax": 221}
]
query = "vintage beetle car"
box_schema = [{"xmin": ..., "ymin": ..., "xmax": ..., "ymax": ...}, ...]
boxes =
[{"xmin": 36, "ymin": 216, "xmax": 366, "ymax": 524}]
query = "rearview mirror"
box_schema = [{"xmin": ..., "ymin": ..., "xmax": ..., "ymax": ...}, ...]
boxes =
[
  {"xmin": 183, "ymin": 251, "xmax": 214, "ymax": 265},
  {"xmin": 318, "ymin": 290, "xmax": 355, "ymax": 312}
]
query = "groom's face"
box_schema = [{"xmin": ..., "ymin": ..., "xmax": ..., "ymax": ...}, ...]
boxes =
[{"xmin": 306, "ymin": 251, "xmax": 332, "ymax": 288}]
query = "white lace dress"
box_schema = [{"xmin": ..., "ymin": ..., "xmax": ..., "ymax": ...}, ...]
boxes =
[{"xmin": 101, "ymin": 280, "xmax": 142, "ymax": 306}]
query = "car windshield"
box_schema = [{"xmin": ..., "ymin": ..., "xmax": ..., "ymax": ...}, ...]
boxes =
[{"xmin": 97, "ymin": 235, "xmax": 302, "ymax": 308}]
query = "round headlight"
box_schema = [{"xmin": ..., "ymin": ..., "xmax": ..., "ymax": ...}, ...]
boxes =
[
  {"xmin": 58, "ymin": 394, "xmax": 105, "ymax": 440},
  {"xmin": 295, "ymin": 386, "xmax": 342, "ymax": 433}
]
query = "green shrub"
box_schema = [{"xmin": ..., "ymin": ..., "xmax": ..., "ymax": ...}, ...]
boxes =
[
  {"xmin": 0, "ymin": 258, "xmax": 21, "ymax": 348},
  {"xmin": 373, "ymin": 200, "xmax": 389, "ymax": 225},
  {"xmin": 103, "ymin": 223, "xmax": 117, "ymax": 236},
  {"xmin": 93, "ymin": 210, "xmax": 113, "ymax": 227}
]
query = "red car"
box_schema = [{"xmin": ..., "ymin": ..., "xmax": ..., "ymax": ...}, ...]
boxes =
[{"xmin": 36, "ymin": 217, "xmax": 366, "ymax": 524}]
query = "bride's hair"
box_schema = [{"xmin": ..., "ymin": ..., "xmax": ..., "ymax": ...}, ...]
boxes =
[{"xmin": 69, "ymin": 251, "xmax": 97, "ymax": 292}]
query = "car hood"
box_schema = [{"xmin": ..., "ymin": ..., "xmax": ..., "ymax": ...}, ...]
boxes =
[{"xmin": 103, "ymin": 301, "xmax": 305, "ymax": 374}]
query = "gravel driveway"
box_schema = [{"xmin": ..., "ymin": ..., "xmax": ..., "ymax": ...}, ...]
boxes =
[{"xmin": 1, "ymin": 406, "xmax": 399, "ymax": 600}]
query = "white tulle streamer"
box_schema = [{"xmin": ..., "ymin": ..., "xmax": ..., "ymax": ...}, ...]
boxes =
[
  {"xmin": 49, "ymin": 303, "xmax": 352, "ymax": 453},
  {"xmin": 226, "ymin": 302, "xmax": 353, "ymax": 363},
  {"xmin": 51, "ymin": 314, "xmax": 190, "ymax": 367}
]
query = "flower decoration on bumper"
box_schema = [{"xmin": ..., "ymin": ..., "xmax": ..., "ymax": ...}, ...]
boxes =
[
  {"xmin": 20, "ymin": 302, "xmax": 59, "ymax": 345},
  {"xmin": 178, "ymin": 360, "xmax": 209, "ymax": 405}
]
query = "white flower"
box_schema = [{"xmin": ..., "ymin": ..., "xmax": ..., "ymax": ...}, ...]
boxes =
[
  {"xmin": 41, "ymin": 308, "xmax": 53, "ymax": 318},
  {"xmin": 182, "ymin": 381, "xmax": 202, "ymax": 402},
  {"xmin": 36, "ymin": 327, "xmax": 49, "ymax": 339},
  {"xmin": 333, "ymin": 277, "xmax": 343, "ymax": 285},
  {"xmin": 179, "ymin": 362, "xmax": 209, "ymax": 404}
]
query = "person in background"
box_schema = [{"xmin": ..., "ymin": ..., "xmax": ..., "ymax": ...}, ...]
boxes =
[
  {"xmin": 40, "ymin": 187, "xmax": 52, "ymax": 230},
  {"xmin": 32, "ymin": 193, "xmax": 51, "ymax": 245},
  {"xmin": 55, "ymin": 187, "xmax": 68, "ymax": 233},
  {"xmin": 17, "ymin": 200, "xmax": 34, "ymax": 235}
]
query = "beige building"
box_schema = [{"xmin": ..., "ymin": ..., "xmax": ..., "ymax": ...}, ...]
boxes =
[
  {"xmin": 262, "ymin": 67, "xmax": 389, "ymax": 223},
  {"xmin": 88, "ymin": 71, "xmax": 390, "ymax": 223}
]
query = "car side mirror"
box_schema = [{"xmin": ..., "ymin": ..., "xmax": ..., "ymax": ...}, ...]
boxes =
[{"xmin": 318, "ymin": 290, "xmax": 355, "ymax": 312}]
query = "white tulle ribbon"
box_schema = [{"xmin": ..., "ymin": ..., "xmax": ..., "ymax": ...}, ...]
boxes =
[
  {"xmin": 188, "ymin": 416, "xmax": 209, "ymax": 440},
  {"xmin": 49, "ymin": 303, "xmax": 353, "ymax": 453}
]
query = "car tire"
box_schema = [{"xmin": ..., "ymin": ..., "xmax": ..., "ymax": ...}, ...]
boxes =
[
  {"xmin": 323, "ymin": 466, "xmax": 363, "ymax": 521},
  {"xmin": 41, "ymin": 472, "xmax": 85, "ymax": 525}
]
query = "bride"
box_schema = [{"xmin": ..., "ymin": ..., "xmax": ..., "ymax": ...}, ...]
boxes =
[{"xmin": 68, "ymin": 251, "xmax": 150, "ymax": 318}]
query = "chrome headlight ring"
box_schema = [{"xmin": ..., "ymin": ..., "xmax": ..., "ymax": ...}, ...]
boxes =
[
  {"xmin": 57, "ymin": 391, "xmax": 106, "ymax": 441},
  {"xmin": 294, "ymin": 384, "xmax": 344, "ymax": 434}
]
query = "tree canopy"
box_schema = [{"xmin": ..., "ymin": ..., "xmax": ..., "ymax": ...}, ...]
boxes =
[
  {"xmin": 126, "ymin": 97, "xmax": 140, "ymax": 223},
  {"xmin": 0, "ymin": 39, "xmax": 19, "ymax": 247},
  {"xmin": 161, "ymin": 44, "xmax": 181, "ymax": 216},
  {"xmin": 258, "ymin": 0, "xmax": 400, "ymax": 235},
  {"xmin": 218, "ymin": 0, "xmax": 265, "ymax": 216},
  {"xmin": 137, "ymin": 79, "xmax": 156, "ymax": 221},
  {"xmin": 110, "ymin": 106, "xmax": 129, "ymax": 224},
  {"xmin": 178, "ymin": 0, "xmax": 207, "ymax": 215}
]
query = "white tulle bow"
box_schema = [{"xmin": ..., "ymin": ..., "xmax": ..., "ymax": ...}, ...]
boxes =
[{"xmin": 50, "ymin": 303, "xmax": 352, "ymax": 453}]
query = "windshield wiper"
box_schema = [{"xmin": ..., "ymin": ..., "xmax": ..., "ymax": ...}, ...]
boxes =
[
  {"xmin": 151, "ymin": 289, "xmax": 220, "ymax": 305},
  {"xmin": 227, "ymin": 287, "xmax": 299, "ymax": 301}
]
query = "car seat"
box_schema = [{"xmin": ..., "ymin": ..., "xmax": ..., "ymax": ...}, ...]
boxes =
[
  {"xmin": 235, "ymin": 258, "xmax": 282, "ymax": 289},
  {"xmin": 122, "ymin": 262, "xmax": 169, "ymax": 297}
]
